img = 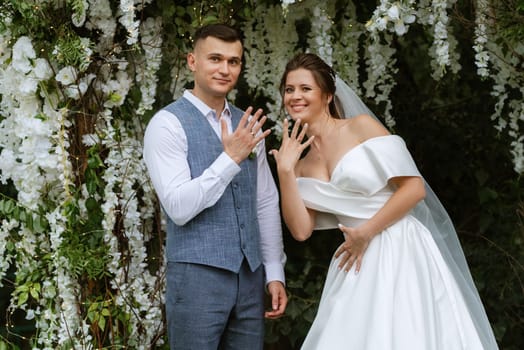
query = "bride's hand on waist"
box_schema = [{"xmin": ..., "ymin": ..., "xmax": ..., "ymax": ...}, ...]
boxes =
[{"xmin": 334, "ymin": 223, "xmax": 373, "ymax": 274}]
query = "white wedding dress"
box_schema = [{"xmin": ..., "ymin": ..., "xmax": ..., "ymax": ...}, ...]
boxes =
[{"xmin": 297, "ymin": 135, "xmax": 491, "ymax": 350}]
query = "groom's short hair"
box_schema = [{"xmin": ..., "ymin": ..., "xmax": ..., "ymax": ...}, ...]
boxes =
[{"xmin": 193, "ymin": 23, "xmax": 243, "ymax": 47}]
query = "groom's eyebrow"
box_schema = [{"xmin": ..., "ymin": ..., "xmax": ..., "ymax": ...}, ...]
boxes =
[{"xmin": 208, "ymin": 53, "xmax": 242, "ymax": 63}]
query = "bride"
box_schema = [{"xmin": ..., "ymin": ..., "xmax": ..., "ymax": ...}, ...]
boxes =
[{"xmin": 270, "ymin": 53, "xmax": 498, "ymax": 349}]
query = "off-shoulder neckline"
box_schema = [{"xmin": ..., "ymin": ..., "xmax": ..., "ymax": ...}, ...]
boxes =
[{"xmin": 297, "ymin": 135, "xmax": 402, "ymax": 184}]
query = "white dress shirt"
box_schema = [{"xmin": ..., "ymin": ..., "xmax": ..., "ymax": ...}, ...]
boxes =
[{"xmin": 143, "ymin": 90, "xmax": 285, "ymax": 284}]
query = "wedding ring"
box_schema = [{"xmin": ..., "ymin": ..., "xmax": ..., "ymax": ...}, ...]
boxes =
[{"xmin": 250, "ymin": 131, "xmax": 255, "ymax": 137}]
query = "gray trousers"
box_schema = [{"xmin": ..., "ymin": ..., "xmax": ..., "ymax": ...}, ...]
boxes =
[{"xmin": 166, "ymin": 260, "xmax": 265, "ymax": 350}]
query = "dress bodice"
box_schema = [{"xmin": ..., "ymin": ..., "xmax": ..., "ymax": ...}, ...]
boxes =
[{"xmin": 297, "ymin": 135, "xmax": 421, "ymax": 229}]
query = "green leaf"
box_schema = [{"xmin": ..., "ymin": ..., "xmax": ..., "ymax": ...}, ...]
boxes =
[
  {"xmin": 16, "ymin": 285, "xmax": 29, "ymax": 292},
  {"xmin": 18, "ymin": 292, "xmax": 29, "ymax": 306},
  {"xmin": 17, "ymin": 209, "xmax": 26, "ymax": 222},
  {"xmin": 30, "ymin": 287, "xmax": 39, "ymax": 299},
  {"xmin": 33, "ymin": 216, "xmax": 47, "ymax": 233},
  {"xmin": 85, "ymin": 197, "xmax": 99, "ymax": 211},
  {"xmin": 98, "ymin": 316, "xmax": 106, "ymax": 331},
  {"xmin": 3, "ymin": 200, "xmax": 15, "ymax": 214}
]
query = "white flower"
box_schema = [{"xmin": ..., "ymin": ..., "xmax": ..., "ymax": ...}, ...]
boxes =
[
  {"xmin": 387, "ymin": 5, "xmax": 400, "ymax": 20},
  {"xmin": 404, "ymin": 14, "xmax": 416, "ymax": 24},
  {"xmin": 19, "ymin": 78, "xmax": 39, "ymax": 95},
  {"xmin": 394, "ymin": 20, "xmax": 407, "ymax": 35},
  {"xmin": 12, "ymin": 36, "xmax": 36, "ymax": 73},
  {"xmin": 33, "ymin": 58, "xmax": 53, "ymax": 80},
  {"xmin": 64, "ymin": 86, "xmax": 81, "ymax": 99},
  {"xmin": 376, "ymin": 17, "xmax": 388, "ymax": 31},
  {"xmin": 55, "ymin": 66, "xmax": 77, "ymax": 85},
  {"xmin": 26, "ymin": 309, "xmax": 35, "ymax": 320},
  {"xmin": 119, "ymin": 0, "xmax": 140, "ymax": 45}
]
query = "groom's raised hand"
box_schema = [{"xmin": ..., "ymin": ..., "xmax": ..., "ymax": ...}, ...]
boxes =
[{"xmin": 221, "ymin": 106, "xmax": 271, "ymax": 164}]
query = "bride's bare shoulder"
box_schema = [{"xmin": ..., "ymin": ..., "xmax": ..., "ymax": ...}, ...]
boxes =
[{"xmin": 347, "ymin": 114, "xmax": 389, "ymax": 140}]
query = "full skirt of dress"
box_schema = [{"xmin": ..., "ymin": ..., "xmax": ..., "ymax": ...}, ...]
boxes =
[{"xmin": 301, "ymin": 215, "xmax": 484, "ymax": 350}]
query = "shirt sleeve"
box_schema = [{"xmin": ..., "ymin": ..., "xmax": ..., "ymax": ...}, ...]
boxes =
[
  {"xmin": 143, "ymin": 109, "xmax": 241, "ymax": 225},
  {"xmin": 255, "ymin": 138, "xmax": 287, "ymax": 285}
]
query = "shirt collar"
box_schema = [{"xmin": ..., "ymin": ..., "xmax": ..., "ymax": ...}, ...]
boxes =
[{"xmin": 183, "ymin": 90, "xmax": 232, "ymax": 120}]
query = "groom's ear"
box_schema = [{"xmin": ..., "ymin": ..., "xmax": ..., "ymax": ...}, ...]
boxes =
[{"xmin": 187, "ymin": 52, "xmax": 196, "ymax": 71}]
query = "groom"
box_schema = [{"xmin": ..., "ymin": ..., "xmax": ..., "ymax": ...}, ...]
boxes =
[{"xmin": 143, "ymin": 23, "xmax": 287, "ymax": 349}]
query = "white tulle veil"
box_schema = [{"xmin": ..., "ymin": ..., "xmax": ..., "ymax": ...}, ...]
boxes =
[{"xmin": 334, "ymin": 77, "xmax": 498, "ymax": 349}]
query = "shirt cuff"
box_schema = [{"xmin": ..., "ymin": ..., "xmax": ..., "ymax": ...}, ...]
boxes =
[
  {"xmin": 264, "ymin": 262, "xmax": 286, "ymax": 286},
  {"xmin": 215, "ymin": 151, "xmax": 241, "ymax": 181}
]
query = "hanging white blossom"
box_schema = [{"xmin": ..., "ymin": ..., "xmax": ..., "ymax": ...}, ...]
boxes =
[
  {"xmin": 473, "ymin": 0, "xmax": 490, "ymax": 77},
  {"xmin": 331, "ymin": 1, "xmax": 363, "ymax": 95},
  {"xmin": 119, "ymin": 0, "xmax": 140, "ymax": 45},
  {"xmin": 308, "ymin": 4, "xmax": 334, "ymax": 65},
  {"xmin": 366, "ymin": 0, "xmax": 416, "ymax": 36},
  {"xmin": 243, "ymin": 3, "xmax": 298, "ymax": 131},
  {"xmin": 136, "ymin": 16, "xmax": 163, "ymax": 116}
]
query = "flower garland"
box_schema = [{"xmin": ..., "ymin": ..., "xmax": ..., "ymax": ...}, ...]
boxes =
[
  {"xmin": 1, "ymin": 0, "xmax": 166, "ymax": 347},
  {"xmin": 331, "ymin": 1, "xmax": 364, "ymax": 95},
  {"xmin": 96, "ymin": 51, "xmax": 163, "ymax": 345},
  {"xmin": 470, "ymin": 0, "xmax": 523, "ymax": 174},
  {"xmin": 365, "ymin": 0, "xmax": 417, "ymax": 36},
  {"xmin": 363, "ymin": 32, "xmax": 398, "ymax": 128},
  {"xmin": 415, "ymin": 0, "xmax": 461, "ymax": 79},
  {"xmin": 136, "ymin": 16, "xmax": 163, "ymax": 116},
  {"xmin": 307, "ymin": 4, "xmax": 334, "ymax": 65},
  {"xmin": 118, "ymin": 0, "xmax": 140, "ymax": 45},
  {"xmin": 486, "ymin": 43, "xmax": 524, "ymax": 174},
  {"xmin": 242, "ymin": 3, "xmax": 298, "ymax": 136},
  {"xmin": 0, "ymin": 32, "xmax": 84, "ymax": 347},
  {"xmin": 101, "ymin": 126, "xmax": 163, "ymax": 348},
  {"xmin": 473, "ymin": 0, "xmax": 490, "ymax": 78},
  {"xmin": 85, "ymin": 0, "xmax": 117, "ymax": 53},
  {"xmin": 364, "ymin": 0, "xmax": 417, "ymax": 128}
]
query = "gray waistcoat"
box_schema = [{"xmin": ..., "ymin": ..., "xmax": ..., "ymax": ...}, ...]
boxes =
[{"xmin": 163, "ymin": 97, "xmax": 262, "ymax": 273}]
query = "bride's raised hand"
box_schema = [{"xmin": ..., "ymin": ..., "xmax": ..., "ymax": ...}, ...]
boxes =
[
  {"xmin": 334, "ymin": 224, "xmax": 373, "ymax": 274},
  {"xmin": 270, "ymin": 118, "xmax": 314, "ymax": 173}
]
